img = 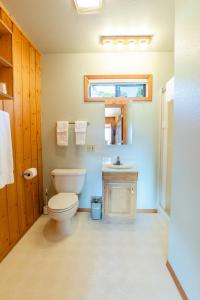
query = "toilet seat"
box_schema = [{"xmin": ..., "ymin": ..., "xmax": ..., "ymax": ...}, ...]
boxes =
[{"xmin": 48, "ymin": 193, "xmax": 78, "ymax": 212}]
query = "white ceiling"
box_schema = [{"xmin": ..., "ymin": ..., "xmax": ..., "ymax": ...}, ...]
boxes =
[{"xmin": 1, "ymin": 0, "xmax": 174, "ymax": 53}]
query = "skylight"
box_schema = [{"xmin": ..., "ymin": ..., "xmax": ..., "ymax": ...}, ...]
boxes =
[{"xmin": 74, "ymin": 0, "xmax": 102, "ymax": 14}]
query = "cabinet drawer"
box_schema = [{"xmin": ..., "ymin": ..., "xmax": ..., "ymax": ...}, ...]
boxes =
[{"xmin": 103, "ymin": 172, "xmax": 138, "ymax": 182}]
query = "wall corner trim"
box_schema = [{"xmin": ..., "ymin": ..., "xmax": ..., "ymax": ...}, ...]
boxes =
[{"xmin": 166, "ymin": 261, "xmax": 189, "ymax": 300}]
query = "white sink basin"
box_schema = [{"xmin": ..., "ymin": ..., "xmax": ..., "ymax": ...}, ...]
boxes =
[{"xmin": 105, "ymin": 163, "xmax": 134, "ymax": 170}]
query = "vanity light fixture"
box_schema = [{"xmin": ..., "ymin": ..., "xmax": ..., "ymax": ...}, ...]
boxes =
[
  {"xmin": 127, "ymin": 40, "xmax": 137, "ymax": 49},
  {"xmin": 100, "ymin": 35, "xmax": 153, "ymax": 50},
  {"xmin": 74, "ymin": 0, "xmax": 103, "ymax": 14},
  {"xmin": 115, "ymin": 40, "xmax": 124, "ymax": 50},
  {"xmin": 139, "ymin": 38, "xmax": 150, "ymax": 49},
  {"xmin": 104, "ymin": 40, "xmax": 113, "ymax": 50}
]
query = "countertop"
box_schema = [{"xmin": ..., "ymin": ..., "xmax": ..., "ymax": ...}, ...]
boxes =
[{"xmin": 102, "ymin": 165, "xmax": 138, "ymax": 173}]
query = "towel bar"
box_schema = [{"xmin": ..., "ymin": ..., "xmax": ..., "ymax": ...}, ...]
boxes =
[{"xmin": 69, "ymin": 122, "xmax": 90, "ymax": 125}]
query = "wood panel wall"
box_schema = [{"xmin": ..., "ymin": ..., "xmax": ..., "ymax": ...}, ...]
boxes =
[{"xmin": 0, "ymin": 8, "xmax": 43, "ymax": 261}]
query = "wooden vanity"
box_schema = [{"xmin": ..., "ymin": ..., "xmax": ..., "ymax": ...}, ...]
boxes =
[{"xmin": 102, "ymin": 168, "xmax": 138, "ymax": 222}]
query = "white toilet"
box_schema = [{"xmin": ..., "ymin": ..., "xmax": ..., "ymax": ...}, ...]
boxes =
[{"xmin": 48, "ymin": 169, "xmax": 86, "ymax": 235}]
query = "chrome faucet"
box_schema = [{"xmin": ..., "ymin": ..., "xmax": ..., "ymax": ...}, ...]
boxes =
[{"xmin": 114, "ymin": 156, "xmax": 121, "ymax": 165}]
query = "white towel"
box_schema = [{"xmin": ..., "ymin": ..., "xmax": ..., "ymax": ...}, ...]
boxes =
[
  {"xmin": 0, "ymin": 111, "xmax": 14, "ymax": 189},
  {"xmin": 57, "ymin": 121, "xmax": 69, "ymax": 146},
  {"xmin": 75, "ymin": 121, "xmax": 87, "ymax": 145}
]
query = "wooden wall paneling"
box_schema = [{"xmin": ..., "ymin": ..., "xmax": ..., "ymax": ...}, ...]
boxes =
[
  {"xmin": 0, "ymin": 100, "xmax": 10, "ymax": 257},
  {"xmin": 0, "ymin": 97, "xmax": 3, "ymax": 110},
  {"xmin": 35, "ymin": 52, "xmax": 43, "ymax": 213},
  {"xmin": 12, "ymin": 25, "xmax": 26, "ymax": 233},
  {"xmin": 3, "ymin": 99, "xmax": 20, "ymax": 244},
  {"xmin": 0, "ymin": 34, "xmax": 12, "ymax": 64},
  {"xmin": 0, "ymin": 8, "xmax": 13, "ymax": 31},
  {"xmin": 0, "ymin": 6, "xmax": 43, "ymax": 261},
  {"xmin": 21, "ymin": 35, "xmax": 34, "ymax": 227},
  {"xmin": 29, "ymin": 45, "xmax": 39, "ymax": 220},
  {"xmin": 0, "ymin": 187, "xmax": 9, "ymax": 257}
]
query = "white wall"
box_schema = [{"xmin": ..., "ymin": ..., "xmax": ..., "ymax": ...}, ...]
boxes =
[
  {"xmin": 41, "ymin": 52, "xmax": 173, "ymax": 208},
  {"xmin": 169, "ymin": 0, "xmax": 200, "ymax": 299}
]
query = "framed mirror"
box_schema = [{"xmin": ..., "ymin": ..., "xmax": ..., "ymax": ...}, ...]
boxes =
[{"xmin": 104, "ymin": 103, "xmax": 128, "ymax": 145}]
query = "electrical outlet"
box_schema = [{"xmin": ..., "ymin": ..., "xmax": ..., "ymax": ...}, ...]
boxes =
[{"xmin": 87, "ymin": 144, "xmax": 96, "ymax": 152}]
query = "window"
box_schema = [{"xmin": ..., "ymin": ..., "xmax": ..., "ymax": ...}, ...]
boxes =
[{"xmin": 84, "ymin": 75, "xmax": 152, "ymax": 102}]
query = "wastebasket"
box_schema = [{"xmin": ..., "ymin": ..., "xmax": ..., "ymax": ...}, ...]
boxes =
[{"xmin": 91, "ymin": 197, "xmax": 102, "ymax": 220}]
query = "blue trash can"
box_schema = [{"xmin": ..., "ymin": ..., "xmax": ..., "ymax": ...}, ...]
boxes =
[{"xmin": 91, "ymin": 197, "xmax": 102, "ymax": 220}]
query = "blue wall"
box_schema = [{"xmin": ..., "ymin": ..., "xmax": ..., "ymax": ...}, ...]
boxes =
[{"xmin": 42, "ymin": 52, "xmax": 173, "ymax": 208}]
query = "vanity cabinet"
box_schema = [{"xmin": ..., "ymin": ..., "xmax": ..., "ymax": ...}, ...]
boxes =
[{"xmin": 102, "ymin": 171, "xmax": 138, "ymax": 222}]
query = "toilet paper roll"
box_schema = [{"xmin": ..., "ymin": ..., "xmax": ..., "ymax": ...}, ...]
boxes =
[{"xmin": 23, "ymin": 168, "xmax": 37, "ymax": 180}]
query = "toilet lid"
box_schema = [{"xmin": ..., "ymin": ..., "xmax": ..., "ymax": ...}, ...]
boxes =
[{"xmin": 48, "ymin": 193, "xmax": 78, "ymax": 211}]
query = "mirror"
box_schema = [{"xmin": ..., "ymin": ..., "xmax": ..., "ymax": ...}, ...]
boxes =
[{"xmin": 104, "ymin": 103, "xmax": 130, "ymax": 145}]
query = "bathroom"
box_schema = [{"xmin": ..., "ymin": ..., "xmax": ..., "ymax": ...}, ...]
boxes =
[{"xmin": 0, "ymin": 1, "xmax": 200, "ymax": 300}]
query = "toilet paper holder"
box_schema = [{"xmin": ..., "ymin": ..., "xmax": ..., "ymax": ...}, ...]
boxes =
[
  {"xmin": 23, "ymin": 171, "xmax": 31, "ymax": 177},
  {"xmin": 23, "ymin": 168, "xmax": 37, "ymax": 180}
]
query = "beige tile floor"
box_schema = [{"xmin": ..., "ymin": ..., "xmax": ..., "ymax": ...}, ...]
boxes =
[{"xmin": 0, "ymin": 213, "xmax": 181, "ymax": 300}]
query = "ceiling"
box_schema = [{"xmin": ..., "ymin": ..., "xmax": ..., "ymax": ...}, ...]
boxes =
[{"xmin": 1, "ymin": 0, "xmax": 174, "ymax": 53}]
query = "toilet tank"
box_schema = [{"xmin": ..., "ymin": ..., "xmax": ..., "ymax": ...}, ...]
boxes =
[{"xmin": 51, "ymin": 169, "xmax": 86, "ymax": 194}]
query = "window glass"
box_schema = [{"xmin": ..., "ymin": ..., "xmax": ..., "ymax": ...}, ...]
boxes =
[
  {"xmin": 90, "ymin": 84, "xmax": 115, "ymax": 98},
  {"xmin": 119, "ymin": 84, "xmax": 146, "ymax": 98},
  {"xmin": 89, "ymin": 83, "xmax": 147, "ymax": 98}
]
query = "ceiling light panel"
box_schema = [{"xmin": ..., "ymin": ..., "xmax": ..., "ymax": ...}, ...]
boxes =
[{"xmin": 74, "ymin": 0, "xmax": 103, "ymax": 14}]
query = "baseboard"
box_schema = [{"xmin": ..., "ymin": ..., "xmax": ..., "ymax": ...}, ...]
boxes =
[
  {"xmin": 166, "ymin": 261, "xmax": 189, "ymax": 300},
  {"xmin": 78, "ymin": 208, "xmax": 158, "ymax": 213},
  {"xmin": 78, "ymin": 208, "xmax": 91, "ymax": 212},
  {"xmin": 137, "ymin": 209, "xmax": 158, "ymax": 213}
]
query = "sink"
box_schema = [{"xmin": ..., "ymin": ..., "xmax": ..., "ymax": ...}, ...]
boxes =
[{"xmin": 104, "ymin": 163, "xmax": 134, "ymax": 170}]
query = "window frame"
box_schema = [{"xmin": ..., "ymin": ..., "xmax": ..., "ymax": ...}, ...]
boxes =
[{"xmin": 84, "ymin": 74, "xmax": 153, "ymax": 102}]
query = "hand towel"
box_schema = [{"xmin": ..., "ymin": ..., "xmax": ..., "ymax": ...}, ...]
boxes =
[
  {"xmin": 57, "ymin": 121, "xmax": 69, "ymax": 146},
  {"xmin": 0, "ymin": 110, "xmax": 14, "ymax": 189},
  {"xmin": 75, "ymin": 121, "xmax": 87, "ymax": 145}
]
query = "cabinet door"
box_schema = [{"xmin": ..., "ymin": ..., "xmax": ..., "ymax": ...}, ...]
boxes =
[{"xmin": 105, "ymin": 182, "xmax": 136, "ymax": 221}]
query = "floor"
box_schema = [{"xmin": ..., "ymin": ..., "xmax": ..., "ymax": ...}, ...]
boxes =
[{"xmin": 0, "ymin": 213, "xmax": 181, "ymax": 300}]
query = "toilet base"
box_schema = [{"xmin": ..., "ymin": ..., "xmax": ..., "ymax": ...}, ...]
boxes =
[
  {"xmin": 55, "ymin": 218, "xmax": 73, "ymax": 236},
  {"xmin": 48, "ymin": 203, "xmax": 78, "ymax": 237}
]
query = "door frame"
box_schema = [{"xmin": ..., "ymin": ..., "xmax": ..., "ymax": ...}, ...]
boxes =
[{"xmin": 158, "ymin": 77, "xmax": 174, "ymax": 216}]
